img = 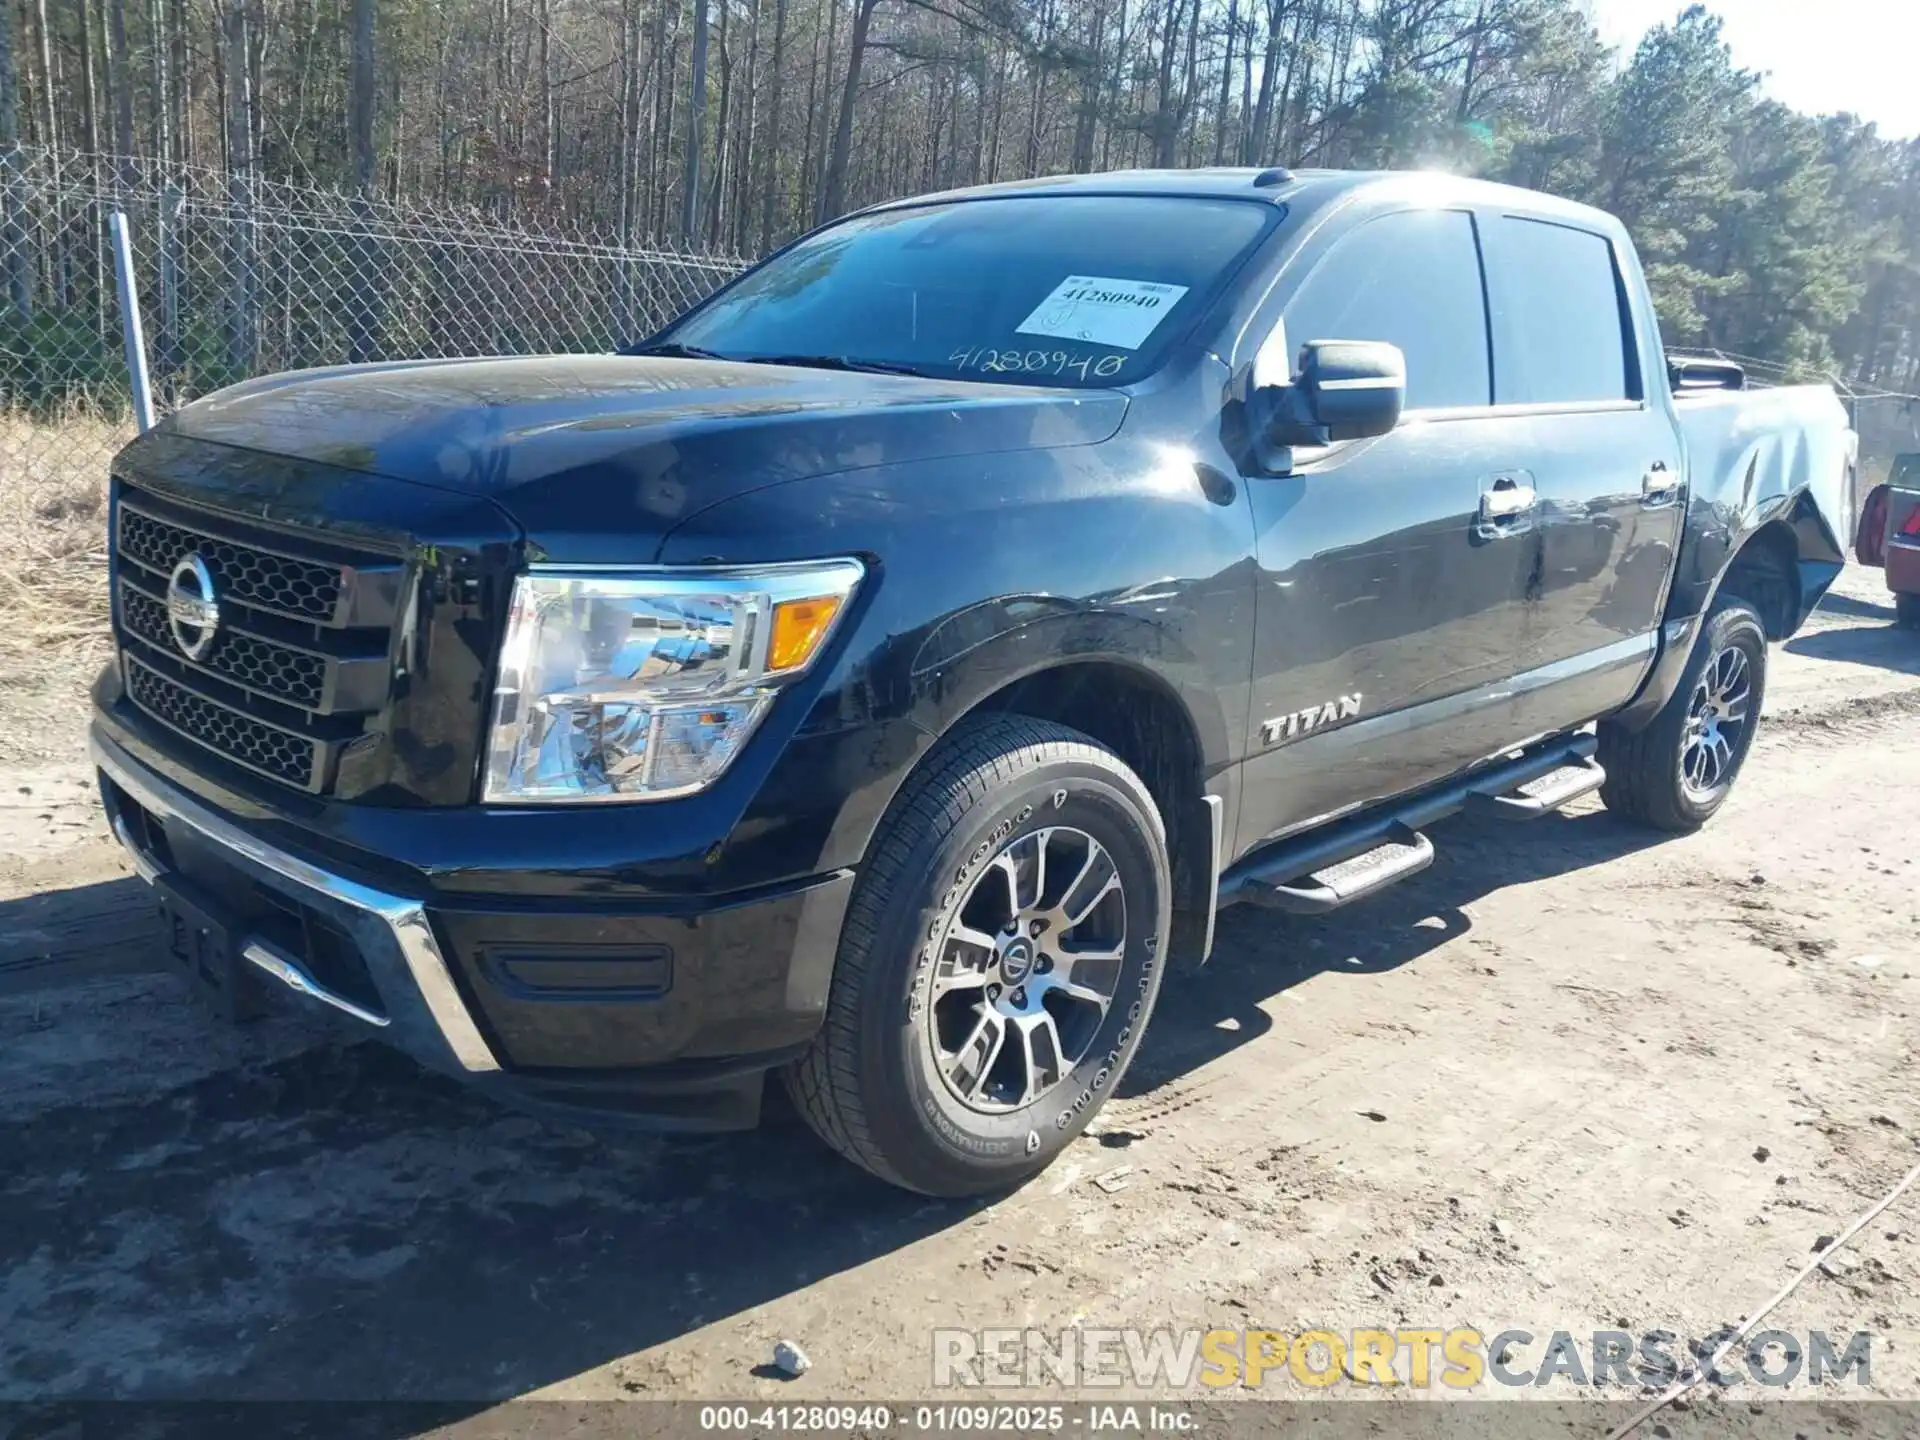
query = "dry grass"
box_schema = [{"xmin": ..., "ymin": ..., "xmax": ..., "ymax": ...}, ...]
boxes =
[{"xmin": 0, "ymin": 409, "xmax": 129, "ymax": 677}]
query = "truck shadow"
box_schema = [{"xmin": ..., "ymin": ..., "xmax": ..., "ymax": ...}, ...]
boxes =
[
  {"xmin": 1122, "ymin": 803, "xmax": 1666, "ymax": 1093},
  {"xmin": 1809, "ymin": 591, "xmax": 1896, "ymax": 623},
  {"xmin": 1784, "ymin": 620, "xmax": 1920, "ymax": 674},
  {"xmin": 0, "ymin": 803, "xmax": 1662, "ymax": 1410},
  {"xmin": 0, "ymin": 874, "xmax": 160, "ymax": 996}
]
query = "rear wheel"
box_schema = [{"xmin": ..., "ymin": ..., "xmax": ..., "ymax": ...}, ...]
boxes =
[
  {"xmin": 784, "ymin": 714, "xmax": 1170, "ymax": 1196},
  {"xmin": 1897, "ymin": 592, "xmax": 1920, "ymax": 631},
  {"xmin": 1598, "ymin": 594, "xmax": 1767, "ymax": 832}
]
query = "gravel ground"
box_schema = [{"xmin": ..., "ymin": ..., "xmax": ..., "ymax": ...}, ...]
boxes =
[{"xmin": 1, "ymin": 565, "xmax": 1915, "ymax": 1434}]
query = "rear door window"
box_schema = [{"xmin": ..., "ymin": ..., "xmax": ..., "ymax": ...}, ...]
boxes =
[
  {"xmin": 1484, "ymin": 216, "xmax": 1633, "ymax": 405},
  {"xmin": 1279, "ymin": 208, "xmax": 1492, "ymax": 411}
]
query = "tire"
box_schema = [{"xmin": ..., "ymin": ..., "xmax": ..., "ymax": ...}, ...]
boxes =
[
  {"xmin": 784, "ymin": 713, "xmax": 1172, "ymax": 1197},
  {"xmin": 1597, "ymin": 594, "xmax": 1767, "ymax": 833},
  {"xmin": 1897, "ymin": 592, "xmax": 1920, "ymax": 631},
  {"xmin": 1855, "ymin": 483, "xmax": 1889, "ymax": 568}
]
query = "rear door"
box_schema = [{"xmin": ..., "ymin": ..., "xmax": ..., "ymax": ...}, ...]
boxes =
[{"xmin": 1475, "ymin": 211, "xmax": 1684, "ymax": 735}]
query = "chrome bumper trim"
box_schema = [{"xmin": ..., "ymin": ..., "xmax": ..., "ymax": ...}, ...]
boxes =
[
  {"xmin": 109, "ymin": 810, "xmax": 165, "ymax": 884},
  {"xmin": 92, "ymin": 729, "xmax": 500, "ymax": 1074},
  {"xmin": 242, "ymin": 936, "xmax": 392, "ymax": 1030}
]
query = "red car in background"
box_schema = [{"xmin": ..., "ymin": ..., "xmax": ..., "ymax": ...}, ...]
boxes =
[{"xmin": 1858, "ymin": 454, "xmax": 1920, "ymax": 628}]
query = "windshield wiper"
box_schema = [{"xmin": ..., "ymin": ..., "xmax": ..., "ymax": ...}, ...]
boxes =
[
  {"xmin": 625, "ymin": 344, "xmax": 925, "ymax": 377},
  {"xmin": 743, "ymin": 353, "xmax": 929, "ymax": 377},
  {"xmin": 625, "ymin": 340, "xmax": 732, "ymax": 360}
]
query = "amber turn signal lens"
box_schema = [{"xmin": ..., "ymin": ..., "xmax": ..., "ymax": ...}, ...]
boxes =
[{"xmin": 768, "ymin": 595, "xmax": 845, "ymax": 672}]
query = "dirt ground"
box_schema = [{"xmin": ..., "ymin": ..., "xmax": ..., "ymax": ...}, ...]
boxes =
[{"xmin": 1, "ymin": 565, "xmax": 1916, "ymax": 1431}]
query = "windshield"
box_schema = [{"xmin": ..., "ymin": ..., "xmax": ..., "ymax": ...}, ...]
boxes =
[{"xmin": 651, "ymin": 195, "xmax": 1278, "ymax": 388}]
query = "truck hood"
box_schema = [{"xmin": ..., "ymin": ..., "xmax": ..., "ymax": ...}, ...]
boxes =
[{"xmin": 163, "ymin": 355, "xmax": 1129, "ymax": 555}]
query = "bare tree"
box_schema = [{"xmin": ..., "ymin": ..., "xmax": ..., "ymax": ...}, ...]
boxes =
[
  {"xmin": 818, "ymin": 0, "xmax": 876, "ymax": 221},
  {"xmin": 104, "ymin": 0, "xmax": 136, "ymax": 184},
  {"xmin": 351, "ymin": 0, "xmax": 377, "ymax": 197},
  {"xmin": 224, "ymin": 0, "xmax": 257, "ymax": 375},
  {"xmin": 346, "ymin": 0, "xmax": 384, "ymax": 362},
  {"xmin": 0, "ymin": 0, "xmax": 31, "ymax": 319},
  {"xmin": 757, "ymin": 0, "xmax": 789, "ymax": 247},
  {"xmin": 32, "ymin": 0, "xmax": 57, "ymax": 151},
  {"xmin": 683, "ymin": 0, "xmax": 710, "ymax": 237}
]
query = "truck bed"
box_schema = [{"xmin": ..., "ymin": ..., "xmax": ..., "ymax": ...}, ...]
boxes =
[{"xmin": 1672, "ymin": 382, "xmax": 1856, "ymax": 558}]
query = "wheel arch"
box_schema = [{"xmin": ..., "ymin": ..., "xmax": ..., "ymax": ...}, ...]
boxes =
[
  {"xmin": 1717, "ymin": 515, "xmax": 1802, "ymax": 641},
  {"xmin": 974, "ymin": 660, "xmax": 1216, "ymax": 948},
  {"xmin": 1612, "ymin": 483, "xmax": 1836, "ymax": 731},
  {"xmin": 820, "ymin": 614, "xmax": 1231, "ymax": 966}
]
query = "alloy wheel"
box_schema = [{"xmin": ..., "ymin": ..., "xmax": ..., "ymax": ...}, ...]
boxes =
[
  {"xmin": 928, "ymin": 825, "xmax": 1129, "ymax": 1113},
  {"xmin": 1680, "ymin": 643, "xmax": 1753, "ymax": 802}
]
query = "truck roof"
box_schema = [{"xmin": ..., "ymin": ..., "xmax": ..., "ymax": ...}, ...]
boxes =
[{"xmin": 860, "ymin": 166, "xmax": 1623, "ymax": 236}]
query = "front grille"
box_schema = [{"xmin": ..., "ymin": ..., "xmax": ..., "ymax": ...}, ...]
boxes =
[
  {"xmin": 125, "ymin": 655, "xmax": 320, "ymax": 790},
  {"xmin": 119, "ymin": 504, "xmax": 346, "ymax": 624},
  {"xmin": 120, "ymin": 586, "xmax": 328, "ymax": 709},
  {"xmin": 110, "ymin": 483, "xmax": 407, "ymax": 794}
]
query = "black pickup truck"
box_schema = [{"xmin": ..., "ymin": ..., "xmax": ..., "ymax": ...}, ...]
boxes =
[{"xmin": 94, "ymin": 168, "xmax": 1856, "ymax": 1196}]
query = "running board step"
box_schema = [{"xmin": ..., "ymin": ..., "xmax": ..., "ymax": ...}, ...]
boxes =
[
  {"xmin": 1216, "ymin": 732, "xmax": 1598, "ymax": 917},
  {"xmin": 1463, "ymin": 759, "xmax": 1606, "ymax": 821},
  {"xmin": 1241, "ymin": 825, "xmax": 1434, "ymax": 916}
]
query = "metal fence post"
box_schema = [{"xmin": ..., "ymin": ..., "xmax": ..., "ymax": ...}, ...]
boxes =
[
  {"xmin": 2, "ymin": 139, "xmax": 751, "ymax": 498},
  {"xmin": 109, "ymin": 209, "xmax": 156, "ymax": 432}
]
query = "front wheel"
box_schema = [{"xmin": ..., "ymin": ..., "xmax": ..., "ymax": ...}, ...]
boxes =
[
  {"xmin": 784, "ymin": 714, "xmax": 1171, "ymax": 1196},
  {"xmin": 1598, "ymin": 594, "xmax": 1768, "ymax": 832}
]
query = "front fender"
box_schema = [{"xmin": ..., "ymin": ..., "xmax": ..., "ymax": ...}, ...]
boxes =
[
  {"xmin": 775, "ymin": 580, "xmax": 1244, "ymax": 886},
  {"xmin": 900, "ymin": 596, "xmax": 1234, "ymax": 759},
  {"xmin": 655, "ymin": 443, "xmax": 1259, "ymax": 880}
]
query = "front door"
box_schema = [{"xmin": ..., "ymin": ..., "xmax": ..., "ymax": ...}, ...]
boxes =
[{"xmin": 1234, "ymin": 206, "xmax": 1539, "ymax": 852}]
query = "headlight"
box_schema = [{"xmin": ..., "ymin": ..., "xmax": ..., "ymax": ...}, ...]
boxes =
[{"xmin": 482, "ymin": 560, "xmax": 865, "ymax": 803}]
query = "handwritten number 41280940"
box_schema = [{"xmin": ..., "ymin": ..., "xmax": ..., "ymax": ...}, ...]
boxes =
[{"xmin": 948, "ymin": 347, "xmax": 1126, "ymax": 380}]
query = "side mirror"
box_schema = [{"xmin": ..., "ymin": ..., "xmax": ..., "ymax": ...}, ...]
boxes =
[{"xmin": 1260, "ymin": 339, "xmax": 1406, "ymax": 447}]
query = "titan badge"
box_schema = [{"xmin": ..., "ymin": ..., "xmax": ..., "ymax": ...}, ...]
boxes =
[{"xmin": 1259, "ymin": 693, "xmax": 1362, "ymax": 748}]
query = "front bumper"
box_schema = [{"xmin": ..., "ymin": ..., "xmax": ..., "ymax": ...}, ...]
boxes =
[{"xmin": 94, "ymin": 727, "xmax": 855, "ymax": 1130}]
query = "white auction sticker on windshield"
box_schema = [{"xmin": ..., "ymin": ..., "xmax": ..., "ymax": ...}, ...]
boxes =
[{"xmin": 1014, "ymin": 276, "xmax": 1190, "ymax": 351}]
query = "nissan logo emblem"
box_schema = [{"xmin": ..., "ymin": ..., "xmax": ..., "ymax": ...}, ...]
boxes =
[{"xmin": 166, "ymin": 553, "xmax": 221, "ymax": 661}]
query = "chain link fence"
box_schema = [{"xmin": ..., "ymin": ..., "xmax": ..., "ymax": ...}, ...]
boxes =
[
  {"xmin": 3, "ymin": 144, "xmax": 749, "ymax": 489},
  {"xmin": 0, "ymin": 144, "xmax": 749, "ymax": 681}
]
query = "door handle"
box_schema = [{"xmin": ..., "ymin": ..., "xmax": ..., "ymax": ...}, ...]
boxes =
[{"xmin": 1479, "ymin": 478, "xmax": 1537, "ymax": 521}]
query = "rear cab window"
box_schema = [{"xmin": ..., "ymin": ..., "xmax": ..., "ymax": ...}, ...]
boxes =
[
  {"xmin": 1481, "ymin": 214, "xmax": 1637, "ymax": 406},
  {"xmin": 655, "ymin": 195, "xmax": 1280, "ymax": 388}
]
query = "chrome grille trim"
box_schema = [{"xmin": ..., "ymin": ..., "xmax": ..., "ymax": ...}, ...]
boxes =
[
  {"xmin": 114, "ymin": 494, "xmax": 406, "ymax": 631},
  {"xmin": 122, "ymin": 653, "xmax": 327, "ymax": 793},
  {"xmin": 109, "ymin": 482, "xmax": 406, "ymax": 794},
  {"xmin": 117, "ymin": 499, "xmax": 350, "ymax": 626},
  {"xmin": 118, "ymin": 581, "xmax": 331, "ymax": 710}
]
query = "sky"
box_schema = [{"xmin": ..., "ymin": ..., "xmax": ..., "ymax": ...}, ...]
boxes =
[{"xmin": 1588, "ymin": 0, "xmax": 1919, "ymax": 140}]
